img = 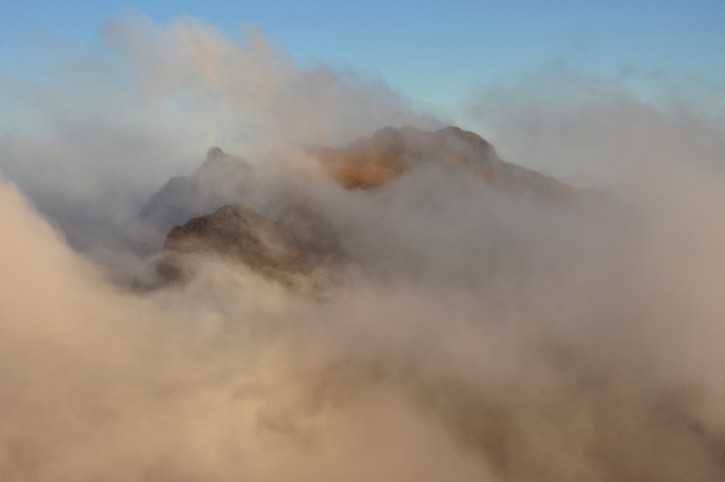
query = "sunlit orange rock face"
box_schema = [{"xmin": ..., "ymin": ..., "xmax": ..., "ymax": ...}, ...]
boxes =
[{"xmin": 316, "ymin": 125, "xmax": 579, "ymax": 202}]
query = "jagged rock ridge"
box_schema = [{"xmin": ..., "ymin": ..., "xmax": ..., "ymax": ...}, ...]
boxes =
[
  {"xmin": 156, "ymin": 204, "xmax": 308, "ymax": 284},
  {"xmin": 140, "ymin": 147, "xmax": 252, "ymax": 231},
  {"xmin": 143, "ymin": 125, "xmax": 610, "ymax": 287}
]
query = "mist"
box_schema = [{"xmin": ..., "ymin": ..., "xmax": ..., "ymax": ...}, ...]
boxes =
[{"xmin": 2, "ymin": 13, "xmax": 725, "ymax": 482}]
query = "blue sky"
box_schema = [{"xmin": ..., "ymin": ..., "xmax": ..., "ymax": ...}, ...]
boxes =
[{"xmin": 2, "ymin": 0, "xmax": 724, "ymax": 113}]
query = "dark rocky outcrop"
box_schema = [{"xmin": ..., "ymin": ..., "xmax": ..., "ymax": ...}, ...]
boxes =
[{"xmin": 156, "ymin": 203, "xmax": 333, "ymax": 285}]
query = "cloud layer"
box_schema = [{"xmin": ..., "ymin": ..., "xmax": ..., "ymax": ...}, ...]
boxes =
[{"xmin": 1, "ymin": 13, "xmax": 725, "ymax": 482}]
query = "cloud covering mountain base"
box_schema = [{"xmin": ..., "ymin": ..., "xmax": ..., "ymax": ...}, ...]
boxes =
[{"xmin": 2, "ymin": 13, "xmax": 725, "ymax": 482}]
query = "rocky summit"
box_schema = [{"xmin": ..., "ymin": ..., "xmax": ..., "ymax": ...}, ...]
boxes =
[
  {"xmin": 316, "ymin": 125, "xmax": 585, "ymax": 202},
  {"xmin": 144, "ymin": 125, "xmax": 611, "ymax": 288}
]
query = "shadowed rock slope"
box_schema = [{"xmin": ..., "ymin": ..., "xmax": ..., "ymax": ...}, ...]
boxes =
[{"xmin": 156, "ymin": 203, "xmax": 339, "ymax": 286}]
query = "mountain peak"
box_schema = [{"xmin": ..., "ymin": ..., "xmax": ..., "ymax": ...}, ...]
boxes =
[
  {"xmin": 315, "ymin": 125, "xmax": 581, "ymax": 203},
  {"xmin": 140, "ymin": 125, "xmax": 614, "ymax": 288}
]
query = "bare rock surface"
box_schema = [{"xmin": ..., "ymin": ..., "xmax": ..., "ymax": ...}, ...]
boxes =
[
  {"xmin": 145, "ymin": 125, "xmax": 615, "ymax": 287},
  {"xmin": 316, "ymin": 125, "xmax": 588, "ymax": 203},
  {"xmin": 157, "ymin": 203, "xmax": 325, "ymax": 284}
]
